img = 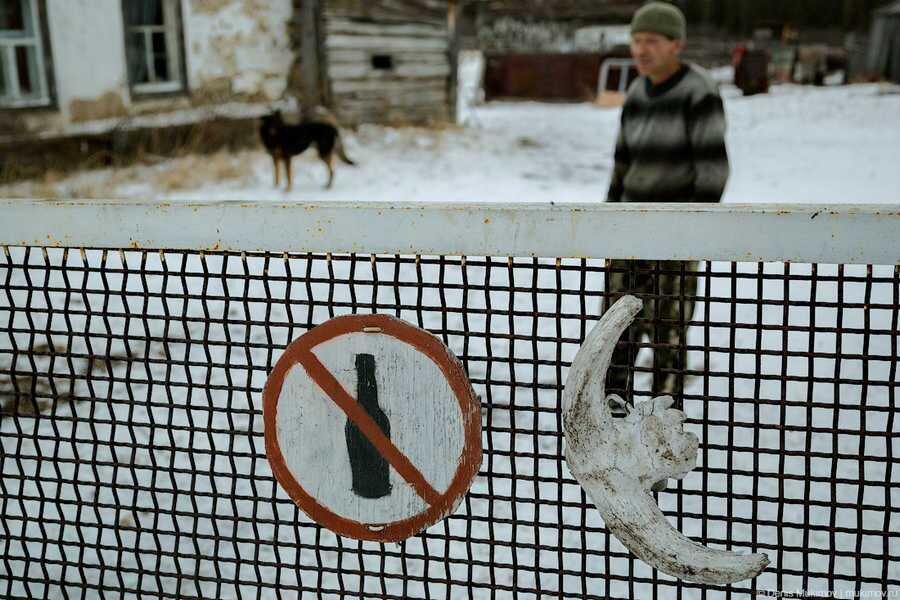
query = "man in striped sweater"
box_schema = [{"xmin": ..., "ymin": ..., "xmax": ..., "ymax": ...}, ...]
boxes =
[{"xmin": 605, "ymin": 2, "xmax": 730, "ymax": 403}]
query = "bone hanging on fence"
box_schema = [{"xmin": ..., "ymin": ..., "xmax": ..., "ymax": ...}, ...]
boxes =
[{"xmin": 562, "ymin": 295, "xmax": 770, "ymax": 585}]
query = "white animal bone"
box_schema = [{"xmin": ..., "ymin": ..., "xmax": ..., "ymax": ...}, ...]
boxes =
[{"xmin": 562, "ymin": 295, "xmax": 769, "ymax": 584}]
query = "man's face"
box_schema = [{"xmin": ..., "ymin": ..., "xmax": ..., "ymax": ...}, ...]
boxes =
[{"xmin": 630, "ymin": 32, "xmax": 683, "ymax": 79}]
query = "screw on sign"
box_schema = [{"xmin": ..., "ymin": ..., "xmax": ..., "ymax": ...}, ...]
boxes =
[{"xmin": 263, "ymin": 314, "xmax": 482, "ymax": 542}]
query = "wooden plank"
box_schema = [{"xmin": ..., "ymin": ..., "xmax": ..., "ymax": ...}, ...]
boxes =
[
  {"xmin": 300, "ymin": 0, "xmax": 323, "ymax": 106},
  {"xmin": 335, "ymin": 90, "xmax": 449, "ymax": 108},
  {"xmin": 328, "ymin": 49, "xmax": 449, "ymax": 66},
  {"xmin": 325, "ymin": 17, "xmax": 446, "ymax": 38},
  {"xmin": 447, "ymin": 0, "xmax": 460, "ymax": 124},
  {"xmin": 333, "ymin": 80, "xmax": 448, "ymax": 95},
  {"xmin": 331, "ymin": 76, "xmax": 447, "ymax": 94},
  {"xmin": 323, "ymin": 0, "xmax": 448, "ymax": 26},
  {"xmin": 326, "ymin": 34, "xmax": 448, "ymax": 51},
  {"xmin": 329, "ymin": 63, "xmax": 451, "ymax": 80},
  {"xmin": 334, "ymin": 89, "xmax": 449, "ymax": 113}
]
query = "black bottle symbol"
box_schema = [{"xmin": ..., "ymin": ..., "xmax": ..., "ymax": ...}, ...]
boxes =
[{"xmin": 345, "ymin": 354, "xmax": 392, "ymax": 499}]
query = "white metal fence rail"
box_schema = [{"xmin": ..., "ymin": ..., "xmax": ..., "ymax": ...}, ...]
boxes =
[{"xmin": 1, "ymin": 200, "xmax": 896, "ymax": 264}]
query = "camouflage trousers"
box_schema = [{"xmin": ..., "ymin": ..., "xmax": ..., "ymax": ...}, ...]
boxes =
[{"xmin": 603, "ymin": 259, "xmax": 699, "ymax": 399}]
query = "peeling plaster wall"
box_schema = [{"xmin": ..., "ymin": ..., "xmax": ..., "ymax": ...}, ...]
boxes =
[
  {"xmin": 184, "ymin": 0, "xmax": 294, "ymax": 103},
  {"xmin": 22, "ymin": 0, "xmax": 130, "ymax": 131},
  {"xmin": 10, "ymin": 0, "xmax": 294, "ymax": 138}
]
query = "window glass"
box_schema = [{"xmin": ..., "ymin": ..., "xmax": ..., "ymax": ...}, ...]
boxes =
[
  {"xmin": 0, "ymin": 0, "xmax": 24, "ymax": 31},
  {"xmin": 14, "ymin": 43, "xmax": 34, "ymax": 94},
  {"xmin": 0, "ymin": 0, "xmax": 48, "ymax": 105},
  {"xmin": 124, "ymin": 0, "xmax": 164, "ymax": 27},
  {"xmin": 151, "ymin": 30, "xmax": 168, "ymax": 80},
  {"xmin": 127, "ymin": 30, "xmax": 148, "ymax": 83},
  {"xmin": 124, "ymin": 0, "xmax": 182, "ymax": 91},
  {"xmin": 0, "ymin": 0, "xmax": 33, "ymax": 37},
  {"xmin": 0, "ymin": 51, "xmax": 7, "ymax": 97}
]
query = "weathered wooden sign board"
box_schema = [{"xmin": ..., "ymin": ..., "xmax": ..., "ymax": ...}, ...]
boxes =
[{"xmin": 263, "ymin": 314, "xmax": 482, "ymax": 542}]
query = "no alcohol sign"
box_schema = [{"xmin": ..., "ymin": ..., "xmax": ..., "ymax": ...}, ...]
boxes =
[{"xmin": 263, "ymin": 314, "xmax": 482, "ymax": 542}]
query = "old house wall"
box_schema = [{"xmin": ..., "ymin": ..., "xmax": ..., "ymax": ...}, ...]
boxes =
[
  {"xmin": 14, "ymin": 0, "xmax": 130, "ymax": 134},
  {"xmin": 9, "ymin": 0, "xmax": 295, "ymax": 138},
  {"xmin": 184, "ymin": 0, "xmax": 294, "ymax": 103}
]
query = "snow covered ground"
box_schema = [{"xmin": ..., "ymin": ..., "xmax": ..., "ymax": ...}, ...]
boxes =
[
  {"xmin": 3, "ymin": 81, "xmax": 900, "ymax": 206},
  {"xmin": 1, "ymin": 78, "xmax": 899, "ymax": 599},
  {"xmin": 2, "ymin": 250, "xmax": 895, "ymax": 599}
]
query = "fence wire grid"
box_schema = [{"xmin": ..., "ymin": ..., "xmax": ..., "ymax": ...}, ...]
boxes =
[{"xmin": 0, "ymin": 247, "xmax": 897, "ymax": 599}]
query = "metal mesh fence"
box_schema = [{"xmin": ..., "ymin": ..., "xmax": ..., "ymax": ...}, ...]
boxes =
[{"xmin": 0, "ymin": 247, "xmax": 897, "ymax": 599}]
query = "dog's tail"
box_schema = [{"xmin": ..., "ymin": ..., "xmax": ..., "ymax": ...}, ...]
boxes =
[{"xmin": 336, "ymin": 134, "xmax": 356, "ymax": 166}]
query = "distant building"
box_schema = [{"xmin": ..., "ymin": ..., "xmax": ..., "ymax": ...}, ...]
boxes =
[
  {"xmin": 295, "ymin": 0, "xmax": 456, "ymax": 126},
  {"xmin": 472, "ymin": 0, "xmax": 642, "ymax": 26},
  {"xmin": 0, "ymin": 0, "xmax": 457, "ymax": 180},
  {"xmin": 469, "ymin": 0, "xmax": 642, "ymax": 53},
  {"xmin": 464, "ymin": 0, "xmax": 641, "ymax": 103},
  {"xmin": 1, "ymin": 0, "xmax": 457, "ymax": 138},
  {"xmin": 1, "ymin": 0, "xmax": 294, "ymax": 139}
]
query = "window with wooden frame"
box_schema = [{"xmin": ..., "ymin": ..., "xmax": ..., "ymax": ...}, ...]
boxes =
[
  {"xmin": 0, "ymin": 0, "xmax": 52, "ymax": 108},
  {"xmin": 122, "ymin": 0, "xmax": 185, "ymax": 95}
]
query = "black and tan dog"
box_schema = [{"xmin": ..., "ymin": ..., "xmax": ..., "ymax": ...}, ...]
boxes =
[{"xmin": 259, "ymin": 109, "xmax": 355, "ymax": 191}]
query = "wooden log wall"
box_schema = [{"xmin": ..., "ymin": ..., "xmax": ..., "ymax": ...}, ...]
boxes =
[
  {"xmin": 322, "ymin": 1, "xmax": 453, "ymax": 125},
  {"xmin": 324, "ymin": 0, "xmax": 448, "ymax": 25}
]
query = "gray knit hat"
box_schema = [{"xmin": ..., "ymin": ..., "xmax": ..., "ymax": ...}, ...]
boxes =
[{"xmin": 631, "ymin": 2, "xmax": 687, "ymax": 41}]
